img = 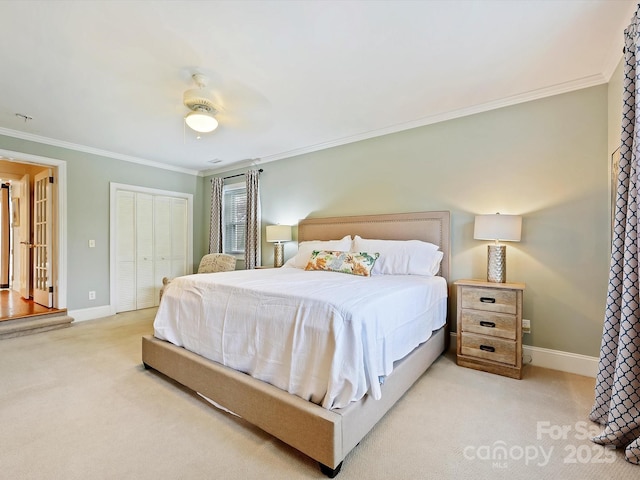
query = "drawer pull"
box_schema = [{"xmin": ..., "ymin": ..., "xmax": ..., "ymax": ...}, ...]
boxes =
[
  {"xmin": 480, "ymin": 321, "xmax": 496, "ymax": 328},
  {"xmin": 479, "ymin": 345, "xmax": 496, "ymax": 353},
  {"xmin": 480, "ymin": 297, "xmax": 496, "ymax": 303}
]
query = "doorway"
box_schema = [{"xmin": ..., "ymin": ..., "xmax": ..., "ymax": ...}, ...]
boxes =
[{"xmin": 0, "ymin": 150, "xmax": 67, "ymax": 323}]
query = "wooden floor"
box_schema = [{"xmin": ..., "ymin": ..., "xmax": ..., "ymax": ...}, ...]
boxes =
[{"xmin": 0, "ymin": 289, "xmax": 66, "ymax": 322}]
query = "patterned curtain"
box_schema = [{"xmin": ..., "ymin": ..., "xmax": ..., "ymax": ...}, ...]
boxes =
[
  {"xmin": 589, "ymin": 7, "xmax": 640, "ymax": 465},
  {"xmin": 244, "ymin": 169, "xmax": 261, "ymax": 269},
  {"xmin": 209, "ymin": 177, "xmax": 223, "ymax": 254}
]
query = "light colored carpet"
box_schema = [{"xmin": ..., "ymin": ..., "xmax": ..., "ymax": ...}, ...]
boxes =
[{"xmin": 0, "ymin": 309, "xmax": 637, "ymax": 479}]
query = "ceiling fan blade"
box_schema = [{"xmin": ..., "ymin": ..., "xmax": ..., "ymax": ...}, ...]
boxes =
[{"xmin": 181, "ymin": 67, "xmax": 273, "ymax": 133}]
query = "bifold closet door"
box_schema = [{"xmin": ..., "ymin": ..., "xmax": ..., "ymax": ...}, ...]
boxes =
[
  {"xmin": 153, "ymin": 196, "xmax": 187, "ymax": 294},
  {"xmin": 116, "ymin": 191, "xmax": 136, "ymax": 312},
  {"xmin": 170, "ymin": 197, "xmax": 187, "ymax": 278},
  {"xmin": 154, "ymin": 196, "xmax": 172, "ymax": 292},
  {"xmin": 116, "ymin": 190, "xmax": 188, "ymax": 313},
  {"xmin": 135, "ymin": 193, "xmax": 155, "ymax": 309}
]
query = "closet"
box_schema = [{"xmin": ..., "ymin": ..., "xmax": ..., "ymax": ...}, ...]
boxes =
[{"xmin": 115, "ymin": 189, "xmax": 188, "ymax": 312}]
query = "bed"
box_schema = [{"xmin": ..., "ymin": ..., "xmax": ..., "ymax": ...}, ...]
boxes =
[{"xmin": 141, "ymin": 210, "xmax": 451, "ymax": 477}]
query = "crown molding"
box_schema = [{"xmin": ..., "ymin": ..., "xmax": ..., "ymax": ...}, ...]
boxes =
[
  {"xmin": 205, "ymin": 73, "xmax": 608, "ymax": 175},
  {"xmin": 1, "ymin": 72, "xmax": 609, "ymax": 178},
  {"xmin": 0, "ymin": 127, "xmax": 201, "ymax": 176}
]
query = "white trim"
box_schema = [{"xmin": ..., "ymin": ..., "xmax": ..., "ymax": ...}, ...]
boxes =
[
  {"xmin": 204, "ymin": 74, "xmax": 608, "ymax": 175},
  {"xmin": 522, "ymin": 344, "xmax": 599, "ymax": 378},
  {"xmin": 68, "ymin": 305, "xmax": 113, "ymax": 323},
  {"xmin": 0, "ymin": 148, "xmax": 67, "ymax": 310},
  {"xmin": 449, "ymin": 333, "xmax": 598, "ymax": 378},
  {"xmin": 109, "ymin": 182, "xmax": 194, "ymax": 314},
  {"xmin": 1, "ymin": 70, "xmax": 610, "ymax": 178},
  {"xmin": 0, "ymin": 127, "xmax": 200, "ymax": 177}
]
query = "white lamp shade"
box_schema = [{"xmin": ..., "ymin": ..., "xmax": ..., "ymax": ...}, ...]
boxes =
[
  {"xmin": 474, "ymin": 214, "xmax": 522, "ymax": 242},
  {"xmin": 266, "ymin": 225, "xmax": 292, "ymax": 243},
  {"xmin": 185, "ymin": 110, "xmax": 218, "ymax": 133}
]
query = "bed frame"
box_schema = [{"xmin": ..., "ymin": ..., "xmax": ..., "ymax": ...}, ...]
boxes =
[{"xmin": 142, "ymin": 210, "xmax": 450, "ymax": 477}]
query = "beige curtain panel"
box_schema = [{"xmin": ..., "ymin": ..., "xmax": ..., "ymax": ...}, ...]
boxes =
[
  {"xmin": 244, "ymin": 169, "xmax": 261, "ymax": 270},
  {"xmin": 209, "ymin": 177, "xmax": 223, "ymax": 254}
]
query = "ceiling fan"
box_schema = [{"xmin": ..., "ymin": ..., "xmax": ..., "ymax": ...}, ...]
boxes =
[
  {"xmin": 183, "ymin": 73, "xmax": 219, "ymax": 134},
  {"xmin": 180, "ymin": 68, "xmax": 273, "ymax": 140}
]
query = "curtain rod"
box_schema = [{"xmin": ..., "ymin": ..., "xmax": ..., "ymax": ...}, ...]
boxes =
[{"xmin": 223, "ymin": 168, "xmax": 263, "ymax": 180}]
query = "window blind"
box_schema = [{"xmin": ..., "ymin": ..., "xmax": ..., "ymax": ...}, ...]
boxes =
[{"xmin": 223, "ymin": 185, "xmax": 246, "ymax": 254}]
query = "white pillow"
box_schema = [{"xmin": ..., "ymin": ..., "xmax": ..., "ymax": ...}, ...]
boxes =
[
  {"xmin": 284, "ymin": 235, "xmax": 352, "ymax": 269},
  {"xmin": 351, "ymin": 236, "xmax": 442, "ymax": 276}
]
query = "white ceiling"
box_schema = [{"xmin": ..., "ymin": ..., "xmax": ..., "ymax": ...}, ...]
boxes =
[{"xmin": 0, "ymin": 0, "xmax": 635, "ymax": 175}]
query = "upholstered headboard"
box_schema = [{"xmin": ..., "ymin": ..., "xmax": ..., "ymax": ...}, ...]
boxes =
[{"xmin": 297, "ymin": 211, "xmax": 450, "ymax": 282}]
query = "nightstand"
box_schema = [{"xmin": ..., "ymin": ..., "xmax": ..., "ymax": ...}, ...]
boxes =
[{"xmin": 455, "ymin": 279, "xmax": 525, "ymax": 379}]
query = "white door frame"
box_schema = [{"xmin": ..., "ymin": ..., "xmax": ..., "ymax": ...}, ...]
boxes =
[
  {"xmin": 0, "ymin": 148, "xmax": 67, "ymax": 309},
  {"xmin": 109, "ymin": 182, "xmax": 193, "ymax": 315}
]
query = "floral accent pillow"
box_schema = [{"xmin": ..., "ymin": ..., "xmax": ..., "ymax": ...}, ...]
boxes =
[
  {"xmin": 284, "ymin": 235, "xmax": 352, "ymax": 269},
  {"xmin": 305, "ymin": 250, "xmax": 380, "ymax": 277}
]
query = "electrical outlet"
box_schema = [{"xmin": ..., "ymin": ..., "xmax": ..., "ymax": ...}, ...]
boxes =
[
  {"xmin": 89, "ymin": 291, "xmax": 96, "ymax": 300},
  {"xmin": 522, "ymin": 318, "xmax": 531, "ymax": 334}
]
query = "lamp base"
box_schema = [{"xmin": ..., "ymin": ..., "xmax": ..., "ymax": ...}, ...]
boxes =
[
  {"xmin": 487, "ymin": 244, "xmax": 506, "ymax": 283},
  {"xmin": 273, "ymin": 243, "xmax": 284, "ymax": 268}
]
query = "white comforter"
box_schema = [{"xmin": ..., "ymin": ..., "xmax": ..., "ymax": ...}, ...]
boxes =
[{"xmin": 154, "ymin": 267, "xmax": 447, "ymax": 409}]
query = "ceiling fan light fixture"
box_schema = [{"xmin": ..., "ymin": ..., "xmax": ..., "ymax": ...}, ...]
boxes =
[{"xmin": 185, "ymin": 108, "xmax": 218, "ymax": 133}]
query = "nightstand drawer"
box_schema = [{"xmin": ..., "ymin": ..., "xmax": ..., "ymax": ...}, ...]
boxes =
[
  {"xmin": 461, "ymin": 310, "xmax": 516, "ymax": 340},
  {"xmin": 460, "ymin": 286, "xmax": 517, "ymax": 314},
  {"xmin": 460, "ymin": 333, "xmax": 516, "ymax": 366}
]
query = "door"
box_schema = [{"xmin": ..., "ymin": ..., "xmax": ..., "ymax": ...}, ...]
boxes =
[
  {"xmin": 153, "ymin": 196, "xmax": 172, "ymax": 295},
  {"xmin": 116, "ymin": 191, "xmax": 157, "ymax": 311},
  {"xmin": 170, "ymin": 197, "xmax": 187, "ymax": 279},
  {"xmin": 32, "ymin": 169, "xmax": 53, "ymax": 307},
  {"xmin": 153, "ymin": 196, "xmax": 187, "ymax": 298},
  {"xmin": 115, "ymin": 189, "xmax": 189, "ymax": 312},
  {"xmin": 15, "ymin": 174, "xmax": 31, "ymax": 299},
  {"xmin": 116, "ymin": 190, "xmax": 135, "ymax": 312},
  {"xmin": 135, "ymin": 193, "xmax": 155, "ymax": 309}
]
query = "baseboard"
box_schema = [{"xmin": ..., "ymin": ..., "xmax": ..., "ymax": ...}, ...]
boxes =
[
  {"xmin": 522, "ymin": 344, "xmax": 599, "ymax": 378},
  {"xmin": 67, "ymin": 305, "xmax": 115, "ymax": 322},
  {"xmin": 449, "ymin": 333, "xmax": 598, "ymax": 378}
]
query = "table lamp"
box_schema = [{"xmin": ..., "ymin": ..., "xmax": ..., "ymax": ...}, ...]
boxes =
[
  {"xmin": 266, "ymin": 225, "xmax": 292, "ymax": 267},
  {"xmin": 474, "ymin": 213, "xmax": 522, "ymax": 283}
]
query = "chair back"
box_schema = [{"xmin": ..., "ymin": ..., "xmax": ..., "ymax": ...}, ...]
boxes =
[{"xmin": 197, "ymin": 253, "xmax": 237, "ymax": 273}]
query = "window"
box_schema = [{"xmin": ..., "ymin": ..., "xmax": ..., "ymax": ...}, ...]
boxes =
[{"xmin": 222, "ymin": 183, "xmax": 246, "ymax": 255}]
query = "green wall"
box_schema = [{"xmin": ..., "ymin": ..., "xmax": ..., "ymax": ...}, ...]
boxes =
[
  {"xmin": 209, "ymin": 84, "xmax": 610, "ymax": 358},
  {"xmin": 0, "ymin": 134, "xmax": 206, "ymax": 310},
  {"xmin": 608, "ymin": 58, "xmax": 624, "ymax": 155},
  {"xmin": 0, "ymin": 80, "xmax": 614, "ymax": 358}
]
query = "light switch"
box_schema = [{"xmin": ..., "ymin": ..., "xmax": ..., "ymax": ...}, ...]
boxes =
[{"xmin": 88, "ymin": 239, "xmax": 95, "ymax": 248}]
